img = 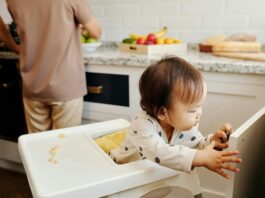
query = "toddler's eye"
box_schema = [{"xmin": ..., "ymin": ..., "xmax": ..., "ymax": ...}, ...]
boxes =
[{"xmin": 188, "ymin": 105, "xmax": 201, "ymax": 113}]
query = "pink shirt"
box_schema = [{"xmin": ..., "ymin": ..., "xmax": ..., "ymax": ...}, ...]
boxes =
[{"xmin": 7, "ymin": 0, "xmax": 92, "ymax": 102}]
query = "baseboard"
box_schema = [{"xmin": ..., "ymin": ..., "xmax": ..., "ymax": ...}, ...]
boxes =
[
  {"xmin": 202, "ymin": 188, "xmax": 225, "ymax": 198},
  {"xmin": 0, "ymin": 158, "xmax": 24, "ymax": 173},
  {"xmin": 0, "ymin": 139, "xmax": 21, "ymax": 162},
  {"xmin": 0, "ymin": 139, "xmax": 24, "ymax": 172}
]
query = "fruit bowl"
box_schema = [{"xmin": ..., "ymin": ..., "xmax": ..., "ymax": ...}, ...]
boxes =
[{"xmin": 82, "ymin": 42, "xmax": 102, "ymax": 52}]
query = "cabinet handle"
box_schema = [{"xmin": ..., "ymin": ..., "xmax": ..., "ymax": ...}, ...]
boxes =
[
  {"xmin": 129, "ymin": 46, "xmax": 137, "ymax": 51},
  {"xmin": 0, "ymin": 83, "xmax": 12, "ymax": 88},
  {"xmin": 87, "ymin": 85, "xmax": 103, "ymax": 94}
]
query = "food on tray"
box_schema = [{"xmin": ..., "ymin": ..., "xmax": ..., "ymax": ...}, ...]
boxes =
[
  {"xmin": 129, "ymin": 26, "xmax": 167, "ymax": 40},
  {"xmin": 48, "ymin": 158, "xmax": 58, "ymax": 164},
  {"xmin": 122, "ymin": 38, "xmax": 136, "ymax": 44},
  {"xmin": 122, "ymin": 27, "xmax": 182, "ymax": 45},
  {"xmin": 58, "ymin": 133, "xmax": 66, "ymax": 139},
  {"xmin": 49, "ymin": 145, "xmax": 60, "ymax": 164},
  {"xmin": 94, "ymin": 129, "xmax": 128, "ymax": 153}
]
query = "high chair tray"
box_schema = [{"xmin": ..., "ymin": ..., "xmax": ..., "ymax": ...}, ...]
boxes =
[{"xmin": 18, "ymin": 119, "xmax": 179, "ymax": 198}]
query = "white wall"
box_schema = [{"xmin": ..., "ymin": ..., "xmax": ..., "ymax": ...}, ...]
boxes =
[{"xmin": 1, "ymin": 0, "xmax": 265, "ymax": 43}]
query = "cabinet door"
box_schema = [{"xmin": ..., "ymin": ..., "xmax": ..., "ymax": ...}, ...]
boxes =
[
  {"xmin": 0, "ymin": 59, "xmax": 27, "ymax": 140},
  {"xmin": 84, "ymin": 72, "xmax": 129, "ymax": 107},
  {"xmin": 0, "ymin": 59, "xmax": 20, "ymax": 83},
  {"xmin": 198, "ymin": 71, "xmax": 265, "ymax": 198},
  {"xmin": 83, "ymin": 64, "xmax": 142, "ymax": 122}
]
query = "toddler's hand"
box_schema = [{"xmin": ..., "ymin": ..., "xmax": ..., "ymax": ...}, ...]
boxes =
[
  {"xmin": 211, "ymin": 123, "xmax": 233, "ymax": 150},
  {"xmin": 193, "ymin": 141, "xmax": 241, "ymax": 179}
]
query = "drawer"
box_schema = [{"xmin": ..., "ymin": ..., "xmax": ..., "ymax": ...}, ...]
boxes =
[
  {"xmin": 0, "ymin": 84, "xmax": 21, "ymax": 105},
  {"xmin": 0, "ymin": 59, "xmax": 20, "ymax": 83},
  {"xmin": 84, "ymin": 72, "xmax": 129, "ymax": 107},
  {"xmin": 0, "ymin": 86, "xmax": 27, "ymax": 140}
]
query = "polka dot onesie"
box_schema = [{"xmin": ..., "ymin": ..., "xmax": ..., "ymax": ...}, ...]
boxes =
[{"xmin": 110, "ymin": 111, "xmax": 212, "ymax": 173}]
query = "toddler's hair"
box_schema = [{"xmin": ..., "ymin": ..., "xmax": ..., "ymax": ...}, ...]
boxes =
[{"xmin": 139, "ymin": 56, "xmax": 205, "ymax": 119}]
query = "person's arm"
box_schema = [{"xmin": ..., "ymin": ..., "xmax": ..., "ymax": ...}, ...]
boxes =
[
  {"xmin": 193, "ymin": 141, "xmax": 241, "ymax": 179},
  {"xmin": 128, "ymin": 119, "xmax": 197, "ymax": 173},
  {"xmin": 0, "ymin": 17, "xmax": 19, "ymax": 54},
  {"xmin": 82, "ymin": 16, "xmax": 102, "ymax": 39}
]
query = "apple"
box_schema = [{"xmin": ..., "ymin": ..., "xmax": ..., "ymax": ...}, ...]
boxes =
[
  {"xmin": 144, "ymin": 40, "xmax": 155, "ymax": 45},
  {"xmin": 136, "ymin": 37, "xmax": 145, "ymax": 45},
  {"xmin": 146, "ymin": 33, "xmax": 157, "ymax": 43}
]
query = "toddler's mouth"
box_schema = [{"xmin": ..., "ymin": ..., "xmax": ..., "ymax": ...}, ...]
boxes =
[{"xmin": 194, "ymin": 120, "xmax": 200, "ymax": 127}]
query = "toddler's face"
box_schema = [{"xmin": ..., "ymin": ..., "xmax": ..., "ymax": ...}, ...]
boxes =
[{"xmin": 162, "ymin": 83, "xmax": 207, "ymax": 131}]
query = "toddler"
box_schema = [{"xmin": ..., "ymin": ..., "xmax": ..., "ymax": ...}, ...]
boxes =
[{"xmin": 110, "ymin": 56, "xmax": 241, "ymax": 179}]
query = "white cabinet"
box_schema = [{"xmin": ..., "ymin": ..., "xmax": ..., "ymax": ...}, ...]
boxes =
[
  {"xmin": 198, "ymin": 71, "xmax": 265, "ymax": 198},
  {"xmin": 84, "ymin": 64, "xmax": 265, "ymax": 129},
  {"xmin": 83, "ymin": 64, "xmax": 144, "ymax": 122},
  {"xmin": 200, "ymin": 71, "xmax": 265, "ymax": 134},
  {"xmin": 84, "ymin": 63, "xmax": 265, "ymax": 198}
]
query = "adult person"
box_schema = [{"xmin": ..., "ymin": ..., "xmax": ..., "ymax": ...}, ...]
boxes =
[
  {"xmin": 6, "ymin": 0, "xmax": 102, "ymax": 133},
  {"xmin": 0, "ymin": 16, "xmax": 19, "ymax": 53}
]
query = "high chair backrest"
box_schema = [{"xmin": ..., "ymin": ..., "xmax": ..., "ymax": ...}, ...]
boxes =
[{"xmin": 94, "ymin": 128, "xmax": 127, "ymax": 153}]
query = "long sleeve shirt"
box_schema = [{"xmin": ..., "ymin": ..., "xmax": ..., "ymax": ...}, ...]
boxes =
[{"xmin": 110, "ymin": 110, "xmax": 212, "ymax": 173}]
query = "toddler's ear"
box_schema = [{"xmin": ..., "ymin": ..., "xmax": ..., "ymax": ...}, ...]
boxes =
[
  {"xmin": 157, "ymin": 107, "xmax": 167, "ymax": 121},
  {"xmin": 158, "ymin": 114, "xmax": 165, "ymax": 121}
]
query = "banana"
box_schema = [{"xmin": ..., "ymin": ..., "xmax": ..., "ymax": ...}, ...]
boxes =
[
  {"xmin": 129, "ymin": 33, "xmax": 147, "ymax": 40},
  {"xmin": 153, "ymin": 26, "xmax": 168, "ymax": 38},
  {"xmin": 129, "ymin": 26, "xmax": 168, "ymax": 40}
]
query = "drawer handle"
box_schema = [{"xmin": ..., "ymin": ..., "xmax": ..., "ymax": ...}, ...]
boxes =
[
  {"xmin": 0, "ymin": 83, "xmax": 12, "ymax": 88},
  {"xmin": 87, "ymin": 85, "xmax": 103, "ymax": 94},
  {"xmin": 129, "ymin": 46, "xmax": 137, "ymax": 51}
]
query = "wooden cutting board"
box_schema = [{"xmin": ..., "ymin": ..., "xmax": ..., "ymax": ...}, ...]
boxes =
[{"xmin": 213, "ymin": 52, "xmax": 265, "ymax": 62}]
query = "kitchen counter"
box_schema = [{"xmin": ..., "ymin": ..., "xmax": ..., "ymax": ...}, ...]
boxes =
[
  {"xmin": 83, "ymin": 43, "xmax": 265, "ymax": 75},
  {"xmin": 1, "ymin": 43, "xmax": 265, "ymax": 75}
]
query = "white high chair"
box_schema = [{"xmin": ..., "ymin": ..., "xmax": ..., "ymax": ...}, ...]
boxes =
[{"xmin": 18, "ymin": 119, "xmax": 202, "ymax": 198}]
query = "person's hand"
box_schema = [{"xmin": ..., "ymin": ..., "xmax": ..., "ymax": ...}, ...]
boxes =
[
  {"xmin": 193, "ymin": 141, "xmax": 241, "ymax": 179},
  {"xmin": 211, "ymin": 123, "xmax": 233, "ymax": 150}
]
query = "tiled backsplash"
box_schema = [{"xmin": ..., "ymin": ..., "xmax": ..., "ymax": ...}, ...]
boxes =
[{"xmin": 1, "ymin": 0, "xmax": 265, "ymax": 43}]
